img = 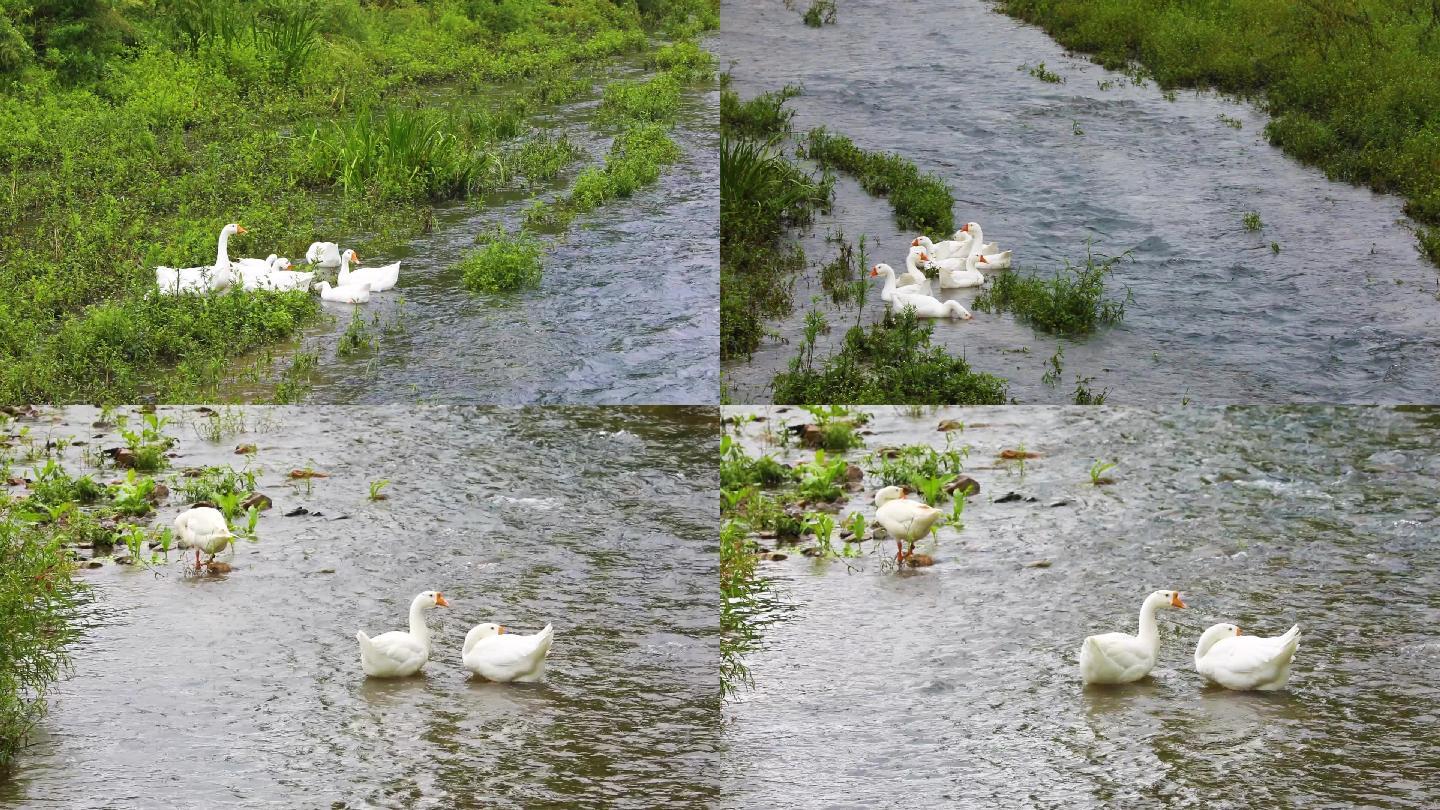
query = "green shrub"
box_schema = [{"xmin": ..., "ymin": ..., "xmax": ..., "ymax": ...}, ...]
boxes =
[
  {"xmin": 973, "ymin": 247, "xmax": 1130, "ymax": 335},
  {"xmin": 0, "ymin": 512, "xmax": 88, "ymax": 772},
  {"xmin": 460, "ymin": 228, "xmax": 544, "ymax": 292}
]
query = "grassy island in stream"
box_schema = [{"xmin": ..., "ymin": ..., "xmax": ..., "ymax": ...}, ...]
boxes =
[
  {"xmin": 997, "ymin": 0, "xmax": 1440, "ymax": 267},
  {"xmin": 0, "ymin": 0, "xmax": 716, "ymax": 403}
]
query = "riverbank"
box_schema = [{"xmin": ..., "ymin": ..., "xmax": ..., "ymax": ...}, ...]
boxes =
[
  {"xmin": 997, "ymin": 0, "xmax": 1440, "ymax": 267},
  {"xmin": 0, "ymin": 0, "xmax": 717, "ymax": 403}
]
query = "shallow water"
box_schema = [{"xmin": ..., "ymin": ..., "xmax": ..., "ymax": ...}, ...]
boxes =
[
  {"xmin": 721, "ymin": 405, "xmax": 1440, "ymax": 808},
  {"xmin": 0, "ymin": 406, "xmax": 718, "ymax": 807},
  {"xmin": 225, "ymin": 58, "xmax": 718, "ymax": 406},
  {"xmin": 719, "ymin": 0, "xmax": 1440, "ymax": 404}
]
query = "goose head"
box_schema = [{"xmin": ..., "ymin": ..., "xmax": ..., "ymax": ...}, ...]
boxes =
[
  {"xmin": 869, "ymin": 263, "xmax": 896, "ymax": 279},
  {"xmin": 910, "ymin": 236, "xmax": 934, "ymax": 249},
  {"xmin": 414, "ymin": 591, "xmax": 450, "ymax": 610},
  {"xmin": 959, "ymin": 221, "xmax": 980, "ymax": 237},
  {"xmin": 346, "ymin": 249, "xmax": 361, "ymax": 266},
  {"xmin": 1148, "ymin": 589, "xmax": 1186, "ymax": 610},
  {"xmin": 468, "ymin": 622, "xmax": 507, "ymax": 642},
  {"xmin": 224, "ymin": 223, "xmax": 247, "ymax": 236},
  {"xmin": 1195, "ymin": 623, "xmax": 1240, "ymax": 659},
  {"xmin": 874, "ymin": 485, "xmax": 909, "ymax": 507},
  {"xmin": 274, "ymin": 258, "xmax": 292, "ymax": 271}
]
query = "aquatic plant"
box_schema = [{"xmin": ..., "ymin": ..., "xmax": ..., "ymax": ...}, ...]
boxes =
[
  {"xmin": 1243, "ymin": 211, "xmax": 1263, "ymax": 232},
  {"xmin": 528, "ymin": 123, "xmax": 684, "ymax": 230},
  {"xmin": 793, "ymin": 450, "xmax": 849, "ymax": 502},
  {"xmin": 995, "ymin": 0, "xmax": 1440, "ymax": 269},
  {"xmin": 1025, "ymin": 61, "xmax": 1065, "ymax": 83},
  {"xmin": 1073, "ymin": 374, "xmax": 1108, "ymax": 405},
  {"xmin": 1042, "ymin": 346, "xmax": 1064, "ymax": 387},
  {"xmin": 771, "ymin": 309, "xmax": 1010, "ymax": 404},
  {"xmin": 647, "ymin": 40, "xmax": 715, "ymax": 83},
  {"xmin": 802, "ymin": 128, "xmax": 954, "ymax": 234},
  {"xmin": 720, "ymin": 80, "xmax": 802, "ymax": 140},
  {"xmin": 599, "ymin": 73, "xmax": 682, "ymax": 124},
  {"xmin": 338, "ymin": 309, "xmax": 374, "ymax": 357},
  {"xmin": 459, "ymin": 228, "xmax": 544, "ymax": 293},
  {"xmin": 972, "ymin": 246, "xmax": 1131, "ymax": 335},
  {"xmin": 804, "ymin": 512, "xmax": 837, "ymax": 556},
  {"xmin": 305, "ymin": 108, "xmax": 497, "ymax": 202},
  {"xmin": 368, "ymin": 479, "xmax": 390, "ymax": 501},
  {"xmin": 0, "ymin": 511, "xmax": 89, "ymax": 772},
  {"xmin": 1218, "ymin": 114, "xmax": 1243, "ymax": 129},
  {"xmin": 868, "ymin": 439, "xmax": 968, "ymax": 494},
  {"xmin": 1089, "ymin": 459, "xmax": 1117, "ymax": 486},
  {"xmin": 117, "ymin": 413, "xmax": 173, "ymax": 472},
  {"xmin": 802, "ymin": 404, "xmax": 865, "ymax": 452},
  {"xmin": 797, "ymin": 0, "xmax": 837, "ymax": 27},
  {"xmin": 720, "ymin": 517, "xmax": 764, "ymax": 698},
  {"xmin": 513, "ymin": 134, "xmax": 585, "ymax": 187}
]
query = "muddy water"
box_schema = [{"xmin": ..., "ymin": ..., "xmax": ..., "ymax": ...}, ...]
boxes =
[
  {"xmin": 0, "ymin": 406, "xmax": 718, "ymax": 807},
  {"xmin": 721, "ymin": 405, "xmax": 1440, "ymax": 807},
  {"xmin": 226, "ymin": 59, "xmax": 718, "ymax": 406},
  {"xmin": 719, "ymin": 0, "xmax": 1440, "ymax": 404}
]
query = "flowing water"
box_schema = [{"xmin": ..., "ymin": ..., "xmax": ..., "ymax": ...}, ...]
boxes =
[
  {"xmin": 719, "ymin": 0, "xmax": 1440, "ymax": 404},
  {"xmin": 224, "ymin": 57, "xmax": 718, "ymax": 406},
  {"xmin": 0, "ymin": 405, "xmax": 719, "ymax": 808},
  {"xmin": 721, "ymin": 405, "xmax": 1440, "ymax": 808}
]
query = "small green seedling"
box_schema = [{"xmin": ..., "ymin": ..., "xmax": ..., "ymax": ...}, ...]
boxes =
[
  {"xmin": 1089, "ymin": 459, "xmax": 1117, "ymax": 486},
  {"xmin": 368, "ymin": 479, "xmax": 390, "ymax": 501}
]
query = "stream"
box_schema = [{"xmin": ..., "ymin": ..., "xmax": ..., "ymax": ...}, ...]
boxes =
[
  {"xmin": 0, "ymin": 405, "xmax": 719, "ymax": 808},
  {"xmin": 719, "ymin": 0, "xmax": 1440, "ymax": 404},
  {"xmin": 721, "ymin": 405, "xmax": 1440, "ymax": 808},
  {"xmin": 223, "ymin": 57, "xmax": 718, "ymax": 406}
]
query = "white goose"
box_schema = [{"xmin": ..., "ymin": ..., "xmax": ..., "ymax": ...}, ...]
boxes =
[
  {"xmin": 305, "ymin": 241, "xmax": 343, "ymax": 268},
  {"xmin": 250, "ymin": 258, "xmax": 315, "ymax": 292},
  {"xmin": 871, "ymin": 263, "xmax": 936, "ymax": 305},
  {"xmin": 314, "ymin": 280, "xmax": 372, "ymax": 304},
  {"xmin": 356, "ymin": 591, "xmax": 449, "ymax": 678},
  {"xmin": 872, "ymin": 265, "xmax": 973, "ymax": 320},
  {"xmin": 874, "ymin": 485, "xmax": 945, "ymax": 563},
  {"xmin": 958, "ymin": 222, "xmax": 1012, "ymax": 269},
  {"xmin": 1079, "ymin": 590, "xmax": 1186, "ymax": 684},
  {"xmin": 462, "ymin": 623, "xmax": 556, "ymax": 683},
  {"xmin": 174, "ymin": 506, "xmax": 234, "ymax": 570},
  {"xmin": 922, "ymin": 251, "xmax": 986, "ymax": 289},
  {"xmin": 1194, "ymin": 623, "xmax": 1301, "ymax": 691},
  {"xmin": 337, "ymin": 249, "xmax": 400, "ymax": 293},
  {"xmin": 156, "ymin": 223, "xmax": 243, "ymax": 294},
  {"xmin": 900, "ymin": 247, "xmax": 934, "ymax": 293},
  {"xmin": 233, "ymin": 252, "xmax": 278, "ymax": 275}
]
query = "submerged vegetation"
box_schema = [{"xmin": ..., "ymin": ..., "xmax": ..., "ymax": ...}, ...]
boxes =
[
  {"xmin": 0, "ymin": 0, "xmax": 717, "ymax": 403},
  {"xmin": 997, "ymin": 0, "xmax": 1440, "ymax": 267},
  {"xmin": 801, "ymin": 128, "xmax": 955, "ymax": 235},
  {"xmin": 973, "ymin": 248, "xmax": 1131, "ymax": 335}
]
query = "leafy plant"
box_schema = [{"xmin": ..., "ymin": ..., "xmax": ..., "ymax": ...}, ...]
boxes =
[
  {"xmin": 1089, "ymin": 459, "xmax": 1118, "ymax": 485},
  {"xmin": 1243, "ymin": 211, "xmax": 1263, "ymax": 231},
  {"xmin": 368, "ymin": 479, "xmax": 390, "ymax": 501},
  {"xmin": 459, "ymin": 228, "xmax": 544, "ymax": 292},
  {"xmin": 972, "ymin": 246, "xmax": 1132, "ymax": 335}
]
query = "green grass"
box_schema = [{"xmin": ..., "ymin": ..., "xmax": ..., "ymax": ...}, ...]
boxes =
[
  {"xmin": 771, "ymin": 309, "xmax": 1011, "ymax": 404},
  {"xmin": 997, "ymin": 0, "xmax": 1440, "ymax": 268},
  {"xmin": 802, "ymin": 127, "xmax": 954, "ymax": 235},
  {"xmin": 599, "ymin": 72, "xmax": 683, "ymax": 124},
  {"xmin": 526, "ymin": 122, "xmax": 684, "ymax": 231},
  {"xmin": 459, "ymin": 228, "xmax": 544, "ymax": 293},
  {"xmin": 0, "ymin": 0, "xmax": 716, "ymax": 403},
  {"xmin": 513, "ymin": 134, "xmax": 585, "ymax": 187},
  {"xmin": 799, "ymin": 0, "xmax": 838, "ymax": 27},
  {"xmin": 719, "ymin": 80, "xmax": 802, "ymax": 140},
  {"xmin": 1025, "ymin": 61, "xmax": 1065, "ymax": 83},
  {"xmin": 647, "ymin": 40, "xmax": 716, "ymax": 83},
  {"xmin": 972, "ymin": 247, "xmax": 1130, "ymax": 335},
  {"xmin": 0, "ymin": 511, "xmax": 89, "ymax": 773},
  {"xmin": 1243, "ymin": 211, "xmax": 1263, "ymax": 231}
]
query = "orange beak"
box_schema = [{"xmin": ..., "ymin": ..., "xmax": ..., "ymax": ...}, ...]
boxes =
[
  {"xmin": 351, "ymin": 252, "xmax": 362, "ymax": 265},
  {"xmin": 1170, "ymin": 592, "xmax": 1185, "ymax": 609},
  {"xmin": 1235, "ymin": 627, "xmax": 1242, "ymax": 635},
  {"xmin": 435, "ymin": 593, "xmax": 449, "ymax": 607},
  {"xmin": 911, "ymin": 238, "xmax": 920, "ymax": 246},
  {"xmin": 869, "ymin": 266, "xmax": 879, "ymax": 277},
  {"xmin": 920, "ymin": 252, "xmax": 930, "ymax": 261},
  {"xmin": 978, "ymin": 255, "xmax": 988, "ymax": 264},
  {"xmin": 236, "ymin": 225, "xmax": 248, "ymax": 235},
  {"xmin": 898, "ymin": 487, "xmax": 909, "ymax": 499},
  {"xmin": 498, "ymin": 625, "xmax": 507, "ymax": 634},
  {"xmin": 960, "ymin": 224, "xmax": 969, "ymax": 233}
]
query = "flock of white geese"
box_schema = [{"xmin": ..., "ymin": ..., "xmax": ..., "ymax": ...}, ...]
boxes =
[
  {"xmin": 868, "ymin": 221, "xmax": 1013, "ymax": 320},
  {"xmin": 154, "ymin": 223, "xmax": 401, "ymax": 304},
  {"xmin": 870, "ymin": 488, "xmax": 1302, "ymax": 692},
  {"xmin": 172, "ymin": 507, "xmax": 553, "ymax": 683}
]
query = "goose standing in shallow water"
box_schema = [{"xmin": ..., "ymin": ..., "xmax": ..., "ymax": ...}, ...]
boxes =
[
  {"xmin": 174, "ymin": 506, "xmax": 234, "ymax": 570},
  {"xmin": 874, "ymin": 485, "xmax": 944, "ymax": 563},
  {"xmin": 462, "ymin": 623, "xmax": 555, "ymax": 683},
  {"xmin": 1194, "ymin": 623, "xmax": 1301, "ymax": 691},
  {"xmin": 1079, "ymin": 590, "xmax": 1186, "ymax": 684},
  {"xmin": 357, "ymin": 591, "xmax": 450, "ymax": 678}
]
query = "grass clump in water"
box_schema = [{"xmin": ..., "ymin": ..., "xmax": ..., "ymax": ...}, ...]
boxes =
[
  {"xmin": 648, "ymin": 40, "xmax": 716, "ymax": 83},
  {"xmin": 459, "ymin": 228, "xmax": 544, "ymax": 293},
  {"xmin": 599, "ymin": 73, "xmax": 683, "ymax": 124},
  {"xmin": 973, "ymin": 247, "xmax": 1131, "ymax": 335},
  {"xmin": 0, "ymin": 512, "xmax": 89, "ymax": 772},
  {"xmin": 720, "ymin": 123, "xmax": 832, "ymax": 359},
  {"xmin": 1025, "ymin": 61, "xmax": 1065, "ymax": 83},
  {"xmin": 996, "ymin": 0, "xmax": 1440, "ymax": 269},
  {"xmin": 526, "ymin": 123, "xmax": 684, "ymax": 230},
  {"xmin": 305, "ymin": 109, "xmax": 500, "ymax": 202},
  {"xmin": 1242, "ymin": 211, "xmax": 1263, "ymax": 231},
  {"xmin": 797, "ymin": 0, "xmax": 838, "ymax": 27},
  {"xmin": 771, "ymin": 309, "xmax": 1010, "ymax": 404},
  {"xmin": 513, "ymin": 134, "xmax": 585, "ymax": 187},
  {"xmin": 720, "ymin": 79, "xmax": 802, "ymax": 140},
  {"xmin": 802, "ymin": 127, "xmax": 954, "ymax": 235}
]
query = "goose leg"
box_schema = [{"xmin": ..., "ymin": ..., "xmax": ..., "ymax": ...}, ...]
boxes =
[
  {"xmin": 194, "ymin": 549, "xmax": 201, "ymax": 570},
  {"xmin": 895, "ymin": 538, "xmax": 905, "ymax": 564}
]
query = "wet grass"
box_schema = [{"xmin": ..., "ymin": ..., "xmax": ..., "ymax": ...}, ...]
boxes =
[
  {"xmin": 719, "ymin": 80, "xmax": 802, "ymax": 140},
  {"xmin": 797, "ymin": 0, "xmax": 838, "ymax": 27},
  {"xmin": 719, "ymin": 89, "xmax": 834, "ymax": 359},
  {"xmin": 972, "ymin": 247, "xmax": 1131, "ymax": 335},
  {"xmin": 512, "ymin": 134, "xmax": 586, "ymax": 188},
  {"xmin": 1025, "ymin": 61, "xmax": 1065, "ymax": 83},
  {"xmin": 525, "ymin": 122, "xmax": 685, "ymax": 231},
  {"xmin": 771, "ymin": 309, "xmax": 1011, "ymax": 404},
  {"xmin": 599, "ymin": 72, "xmax": 684, "ymax": 124},
  {"xmin": 459, "ymin": 228, "xmax": 544, "ymax": 293},
  {"xmin": 1243, "ymin": 211, "xmax": 1264, "ymax": 231},
  {"xmin": 0, "ymin": 0, "xmax": 713, "ymax": 403},
  {"xmin": 997, "ymin": 0, "xmax": 1440, "ymax": 268},
  {"xmin": 801, "ymin": 128, "xmax": 955, "ymax": 235}
]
